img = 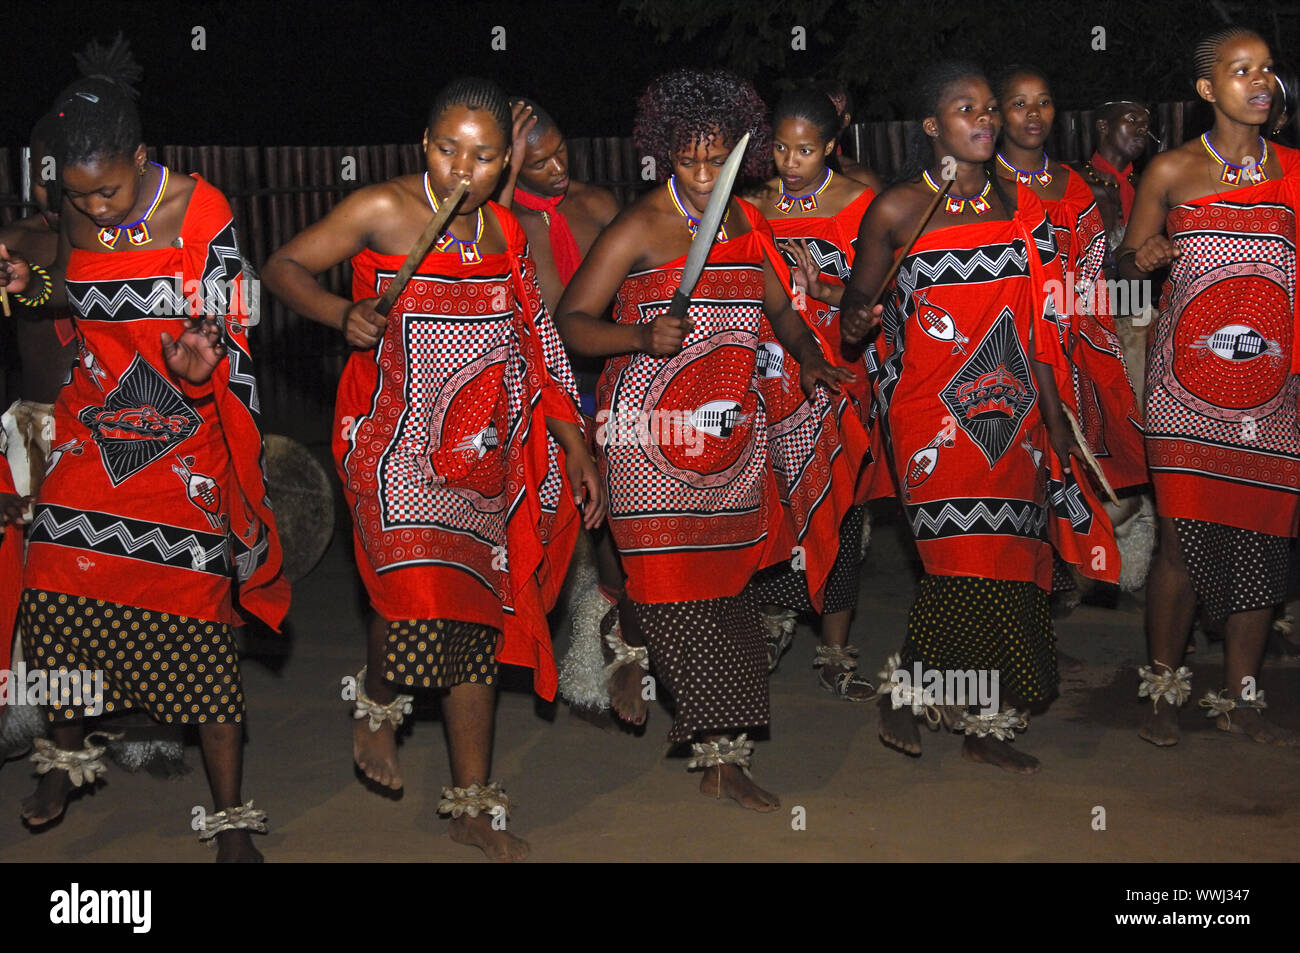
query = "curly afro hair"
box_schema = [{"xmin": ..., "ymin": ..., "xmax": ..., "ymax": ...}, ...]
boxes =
[{"xmin": 633, "ymin": 68, "xmax": 771, "ymax": 183}]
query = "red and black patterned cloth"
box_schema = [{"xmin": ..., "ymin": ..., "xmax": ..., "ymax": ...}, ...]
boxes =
[
  {"xmin": 1043, "ymin": 168, "xmax": 1148, "ymax": 491},
  {"xmin": 1146, "ymin": 146, "xmax": 1300, "ymax": 539},
  {"xmin": 337, "ymin": 202, "xmax": 581, "ymax": 701},
  {"xmin": 23, "ymin": 175, "xmax": 287, "ymax": 629},
  {"xmin": 870, "ymin": 186, "xmax": 1119, "ymax": 590}
]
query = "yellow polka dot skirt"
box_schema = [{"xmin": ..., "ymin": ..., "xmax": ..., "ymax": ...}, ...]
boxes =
[
  {"xmin": 384, "ymin": 619, "xmax": 499, "ymax": 689},
  {"xmin": 901, "ymin": 575, "xmax": 1057, "ymax": 705},
  {"xmin": 20, "ymin": 589, "xmax": 243, "ymax": 725}
]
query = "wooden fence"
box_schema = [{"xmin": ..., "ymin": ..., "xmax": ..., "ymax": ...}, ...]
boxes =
[{"xmin": 0, "ymin": 101, "xmax": 1198, "ymax": 431}]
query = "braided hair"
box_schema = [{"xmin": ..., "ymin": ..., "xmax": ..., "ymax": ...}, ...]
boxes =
[
  {"xmin": 51, "ymin": 34, "xmax": 143, "ymax": 168},
  {"xmin": 427, "ymin": 77, "xmax": 512, "ymax": 141},
  {"xmin": 1192, "ymin": 26, "xmax": 1266, "ymax": 83},
  {"xmin": 633, "ymin": 68, "xmax": 771, "ymax": 183}
]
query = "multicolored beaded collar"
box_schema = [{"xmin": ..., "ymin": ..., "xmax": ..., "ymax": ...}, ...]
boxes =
[
  {"xmin": 1200, "ymin": 133, "xmax": 1269, "ymax": 186},
  {"xmin": 923, "ymin": 170, "xmax": 992, "ymax": 215},
  {"xmin": 98, "ymin": 162, "xmax": 168, "ymax": 249},
  {"xmin": 995, "ymin": 152, "xmax": 1052, "ymax": 187},
  {"xmin": 425, "ymin": 173, "xmax": 483, "ymax": 263},
  {"xmin": 775, "ymin": 168, "xmax": 833, "ymax": 213},
  {"xmin": 669, "ymin": 175, "xmax": 729, "ymax": 241}
]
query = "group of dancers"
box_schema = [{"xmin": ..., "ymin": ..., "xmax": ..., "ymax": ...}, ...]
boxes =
[{"xmin": 0, "ymin": 23, "xmax": 1297, "ymax": 862}]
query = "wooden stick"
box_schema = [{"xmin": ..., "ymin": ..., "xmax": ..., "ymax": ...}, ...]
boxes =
[
  {"xmin": 869, "ymin": 174, "xmax": 954, "ymax": 309},
  {"xmin": 1, "ymin": 288, "xmax": 10, "ymax": 318},
  {"xmin": 375, "ymin": 177, "xmax": 470, "ymax": 317},
  {"xmin": 1063, "ymin": 404, "xmax": 1120, "ymax": 506}
]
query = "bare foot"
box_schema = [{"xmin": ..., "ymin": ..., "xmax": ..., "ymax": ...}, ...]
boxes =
[
  {"xmin": 1138, "ymin": 699, "xmax": 1181, "ymax": 747},
  {"xmin": 449, "ymin": 813, "xmax": 530, "ymax": 861},
  {"xmin": 20, "ymin": 771, "xmax": 75, "ymax": 828},
  {"xmin": 601, "ymin": 606, "xmax": 648, "ymax": 726},
  {"xmin": 818, "ymin": 661, "xmax": 875, "ymax": 700},
  {"xmin": 214, "ymin": 829, "xmax": 264, "ymax": 863},
  {"xmin": 698, "ymin": 764, "xmax": 780, "ymax": 812},
  {"xmin": 878, "ymin": 695, "xmax": 921, "ymax": 755},
  {"xmin": 353, "ymin": 718, "xmax": 403, "ymax": 790},
  {"xmin": 1214, "ymin": 708, "xmax": 1300, "ymax": 747},
  {"xmin": 962, "ymin": 734, "xmax": 1040, "ymax": 774}
]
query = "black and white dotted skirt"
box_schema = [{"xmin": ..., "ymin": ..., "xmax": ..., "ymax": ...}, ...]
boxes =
[
  {"xmin": 1173, "ymin": 518, "xmax": 1289, "ymax": 624},
  {"xmin": 749, "ymin": 504, "xmax": 865, "ymax": 615},
  {"xmin": 629, "ymin": 589, "xmax": 769, "ymax": 744}
]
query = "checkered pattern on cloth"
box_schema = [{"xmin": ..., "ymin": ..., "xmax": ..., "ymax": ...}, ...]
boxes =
[{"xmin": 1145, "ymin": 158, "xmax": 1300, "ymax": 537}]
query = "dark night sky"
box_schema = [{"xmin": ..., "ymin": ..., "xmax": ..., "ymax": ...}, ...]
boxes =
[
  {"xmin": 5, "ymin": 0, "xmax": 1292, "ymax": 147},
  {"xmin": 7, "ymin": 0, "xmax": 726, "ymax": 145}
]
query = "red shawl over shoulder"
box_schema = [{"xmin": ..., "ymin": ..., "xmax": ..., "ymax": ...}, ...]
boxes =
[
  {"xmin": 25, "ymin": 176, "xmax": 288, "ymax": 628},
  {"xmin": 1042, "ymin": 169, "xmax": 1147, "ymax": 490},
  {"xmin": 337, "ymin": 202, "xmax": 581, "ymax": 700},
  {"xmin": 870, "ymin": 187, "xmax": 1119, "ymax": 587}
]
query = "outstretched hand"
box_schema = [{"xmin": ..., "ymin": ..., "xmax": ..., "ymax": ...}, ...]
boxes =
[
  {"xmin": 161, "ymin": 315, "xmax": 227, "ymax": 385},
  {"xmin": 779, "ymin": 238, "xmax": 829, "ymax": 302}
]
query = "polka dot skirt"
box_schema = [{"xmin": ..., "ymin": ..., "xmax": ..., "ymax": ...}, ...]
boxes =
[
  {"xmin": 1051, "ymin": 552, "xmax": 1076, "ymax": 593},
  {"xmin": 1173, "ymin": 518, "xmax": 1289, "ymax": 624},
  {"xmin": 750, "ymin": 504, "xmax": 866, "ymax": 615},
  {"xmin": 20, "ymin": 589, "xmax": 243, "ymax": 725},
  {"xmin": 629, "ymin": 589, "xmax": 769, "ymax": 744},
  {"xmin": 384, "ymin": 619, "xmax": 498, "ymax": 689},
  {"xmin": 901, "ymin": 575, "xmax": 1057, "ymax": 705}
]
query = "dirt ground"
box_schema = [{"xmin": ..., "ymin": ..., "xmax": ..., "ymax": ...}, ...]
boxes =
[{"xmin": 2, "ymin": 482, "xmax": 1297, "ymax": 864}]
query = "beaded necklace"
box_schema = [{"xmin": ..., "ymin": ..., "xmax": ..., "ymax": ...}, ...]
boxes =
[
  {"xmin": 424, "ymin": 173, "xmax": 483, "ymax": 263},
  {"xmin": 1200, "ymin": 133, "xmax": 1269, "ymax": 186},
  {"xmin": 775, "ymin": 168, "xmax": 833, "ymax": 213},
  {"xmin": 98, "ymin": 162, "xmax": 168, "ymax": 249},
  {"xmin": 995, "ymin": 152, "xmax": 1052, "ymax": 187},
  {"xmin": 923, "ymin": 170, "xmax": 992, "ymax": 215},
  {"xmin": 669, "ymin": 176, "xmax": 729, "ymax": 241}
]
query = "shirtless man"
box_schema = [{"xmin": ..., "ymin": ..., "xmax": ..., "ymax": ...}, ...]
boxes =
[
  {"xmin": 497, "ymin": 100, "xmax": 653, "ymax": 727},
  {"xmin": 498, "ymin": 98, "xmax": 620, "ymax": 309},
  {"xmin": 1074, "ymin": 100, "xmax": 1152, "ymax": 254}
]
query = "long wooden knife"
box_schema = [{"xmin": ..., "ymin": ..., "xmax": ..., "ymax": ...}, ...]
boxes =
[{"xmin": 375, "ymin": 177, "xmax": 471, "ymax": 316}]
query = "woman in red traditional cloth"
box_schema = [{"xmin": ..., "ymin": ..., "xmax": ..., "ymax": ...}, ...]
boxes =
[
  {"xmin": 745, "ymin": 85, "xmax": 876, "ymax": 700},
  {"xmin": 0, "ymin": 43, "xmax": 288, "ymax": 861},
  {"xmin": 1120, "ymin": 26, "xmax": 1300, "ymax": 748},
  {"xmin": 263, "ymin": 77, "xmax": 599, "ymax": 861},
  {"xmin": 556, "ymin": 68, "xmax": 852, "ymax": 811},
  {"xmin": 842, "ymin": 61, "xmax": 1118, "ymax": 774},
  {"xmin": 994, "ymin": 66, "xmax": 1150, "ymax": 611},
  {"xmin": 996, "ymin": 66, "xmax": 1147, "ymax": 495}
]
